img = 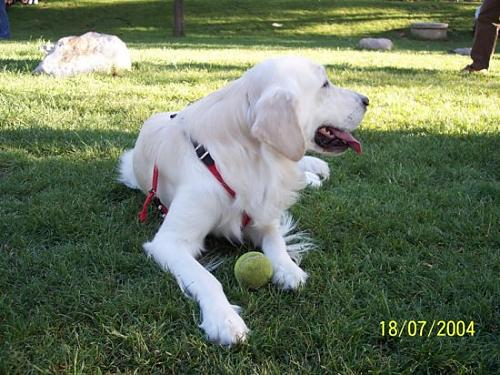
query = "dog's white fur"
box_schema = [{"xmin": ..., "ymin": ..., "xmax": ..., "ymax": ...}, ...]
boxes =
[
  {"xmin": 34, "ymin": 32, "xmax": 131, "ymax": 77},
  {"xmin": 118, "ymin": 56, "xmax": 367, "ymax": 345}
]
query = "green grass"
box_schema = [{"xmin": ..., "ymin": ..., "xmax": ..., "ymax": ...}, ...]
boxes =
[{"xmin": 1, "ymin": 0, "xmax": 499, "ymax": 373}]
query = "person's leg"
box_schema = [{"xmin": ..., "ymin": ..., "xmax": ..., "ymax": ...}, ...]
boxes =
[
  {"xmin": 0, "ymin": 0, "xmax": 11, "ymax": 39},
  {"xmin": 469, "ymin": 0, "xmax": 500, "ymax": 70}
]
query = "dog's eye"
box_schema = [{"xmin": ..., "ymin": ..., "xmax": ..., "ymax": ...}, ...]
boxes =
[{"xmin": 322, "ymin": 81, "xmax": 329, "ymax": 88}]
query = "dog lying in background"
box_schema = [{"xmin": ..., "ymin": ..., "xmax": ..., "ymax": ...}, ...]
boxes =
[
  {"xmin": 34, "ymin": 32, "xmax": 131, "ymax": 77},
  {"xmin": 118, "ymin": 56, "xmax": 368, "ymax": 345}
]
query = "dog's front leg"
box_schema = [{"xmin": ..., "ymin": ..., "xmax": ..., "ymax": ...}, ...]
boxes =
[
  {"xmin": 143, "ymin": 193, "xmax": 248, "ymax": 345},
  {"xmin": 251, "ymin": 223, "xmax": 308, "ymax": 290}
]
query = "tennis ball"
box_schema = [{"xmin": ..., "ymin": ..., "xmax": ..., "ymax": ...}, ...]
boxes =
[{"xmin": 234, "ymin": 252, "xmax": 273, "ymax": 289}]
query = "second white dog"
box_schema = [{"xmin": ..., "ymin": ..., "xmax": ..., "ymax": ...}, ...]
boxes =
[{"xmin": 118, "ymin": 56, "xmax": 368, "ymax": 345}]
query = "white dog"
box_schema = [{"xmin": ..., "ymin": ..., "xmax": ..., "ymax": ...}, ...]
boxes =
[
  {"xmin": 34, "ymin": 32, "xmax": 131, "ymax": 77},
  {"xmin": 118, "ymin": 56, "xmax": 368, "ymax": 345}
]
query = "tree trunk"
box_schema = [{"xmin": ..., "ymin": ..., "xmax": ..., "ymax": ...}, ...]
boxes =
[{"xmin": 173, "ymin": 0, "xmax": 185, "ymax": 37}]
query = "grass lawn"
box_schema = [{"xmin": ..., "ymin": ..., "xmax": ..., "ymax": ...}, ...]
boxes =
[{"xmin": 1, "ymin": 0, "xmax": 499, "ymax": 373}]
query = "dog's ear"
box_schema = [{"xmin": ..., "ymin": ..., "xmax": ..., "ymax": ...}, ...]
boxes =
[{"xmin": 251, "ymin": 87, "xmax": 305, "ymax": 162}]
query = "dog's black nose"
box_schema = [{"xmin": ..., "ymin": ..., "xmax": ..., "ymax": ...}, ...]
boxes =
[{"xmin": 360, "ymin": 95, "xmax": 369, "ymax": 107}]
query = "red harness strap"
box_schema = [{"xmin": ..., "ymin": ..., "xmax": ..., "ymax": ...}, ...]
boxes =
[
  {"xmin": 138, "ymin": 143, "xmax": 252, "ymax": 227},
  {"xmin": 207, "ymin": 163, "xmax": 251, "ymax": 227},
  {"xmin": 138, "ymin": 165, "xmax": 168, "ymax": 223},
  {"xmin": 206, "ymin": 163, "xmax": 235, "ymax": 198}
]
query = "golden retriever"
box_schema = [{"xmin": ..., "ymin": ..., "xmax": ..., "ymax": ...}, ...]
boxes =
[{"xmin": 118, "ymin": 56, "xmax": 368, "ymax": 345}]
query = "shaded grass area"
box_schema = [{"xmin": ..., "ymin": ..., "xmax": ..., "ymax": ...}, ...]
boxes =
[
  {"xmin": 1, "ymin": 128, "xmax": 498, "ymax": 373},
  {"xmin": 1, "ymin": 0, "xmax": 499, "ymax": 373},
  {"xmin": 5, "ymin": 0, "xmax": 485, "ymax": 50}
]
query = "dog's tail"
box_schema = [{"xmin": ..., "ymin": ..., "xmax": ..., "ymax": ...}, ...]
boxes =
[
  {"xmin": 117, "ymin": 149, "xmax": 140, "ymax": 189},
  {"xmin": 280, "ymin": 212, "xmax": 316, "ymax": 265}
]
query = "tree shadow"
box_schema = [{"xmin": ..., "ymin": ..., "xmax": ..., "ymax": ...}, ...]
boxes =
[{"xmin": 5, "ymin": 0, "xmax": 481, "ymax": 52}]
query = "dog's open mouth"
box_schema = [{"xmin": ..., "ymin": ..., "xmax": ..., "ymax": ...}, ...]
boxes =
[{"xmin": 314, "ymin": 126, "xmax": 362, "ymax": 154}]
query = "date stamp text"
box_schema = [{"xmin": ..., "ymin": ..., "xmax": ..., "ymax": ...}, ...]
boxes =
[{"xmin": 379, "ymin": 320, "xmax": 476, "ymax": 337}]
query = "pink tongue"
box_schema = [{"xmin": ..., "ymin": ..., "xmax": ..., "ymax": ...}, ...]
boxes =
[{"xmin": 332, "ymin": 129, "xmax": 362, "ymax": 154}]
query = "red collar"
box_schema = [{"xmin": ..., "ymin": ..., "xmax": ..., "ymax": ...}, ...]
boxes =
[{"xmin": 138, "ymin": 139, "xmax": 251, "ymax": 227}]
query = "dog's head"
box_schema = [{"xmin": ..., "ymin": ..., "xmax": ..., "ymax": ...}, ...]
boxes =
[{"xmin": 246, "ymin": 56, "xmax": 368, "ymax": 161}]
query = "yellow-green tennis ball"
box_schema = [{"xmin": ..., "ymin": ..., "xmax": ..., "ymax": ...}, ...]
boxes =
[{"xmin": 234, "ymin": 252, "xmax": 273, "ymax": 289}]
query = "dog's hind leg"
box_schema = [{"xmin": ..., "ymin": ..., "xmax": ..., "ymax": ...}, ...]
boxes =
[{"xmin": 143, "ymin": 190, "xmax": 249, "ymax": 345}]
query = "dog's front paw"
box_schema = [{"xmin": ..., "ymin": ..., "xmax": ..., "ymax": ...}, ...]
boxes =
[
  {"xmin": 272, "ymin": 260, "xmax": 308, "ymax": 290},
  {"xmin": 200, "ymin": 304, "xmax": 249, "ymax": 346},
  {"xmin": 305, "ymin": 171, "xmax": 322, "ymax": 188},
  {"xmin": 299, "ymin": 156, "xmax": 330, "ymax": 188}
]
